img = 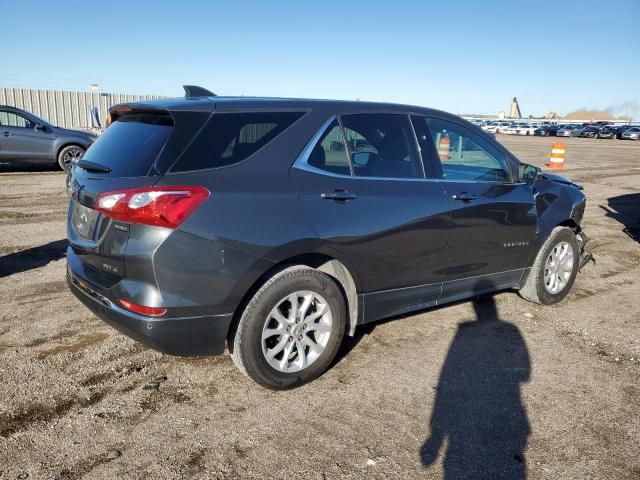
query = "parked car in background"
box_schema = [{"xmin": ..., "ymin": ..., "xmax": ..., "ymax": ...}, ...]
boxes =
[
  {"xmin": 574, "ymin": 126, "xmax": 600, "ymax": 138},
  {"xmin": 516, "ymin": 124, "xmax": 536, "ymax": 136},
  {"xmin": 0, "ymin": 105, "xmax": 96, "ymax": 170},
  {"xmin": 557, "ymin": 125, "xmax": 581, "ymax": 137},
  {"xmin": 484, "ymin": 121, "xmax": 511, "ymax": 133},
  {"xmin": 596, "ymin": 126, "xmax": 616, "ymax": 139},
  {"xmin": 66, "ymin": 88, "xmax": 592, "ymax": 388},
  {"xmin": 504, "ymin": 124, "xmax": 534, "ymax": 136},
  {"xmin": 502, "ymin": 124, "xmax": 520, "ymax": 135},
  {"xmin": 534, "ymin": 125, "xmax": 560, "ymax": 137},
  {"xmin": 469, "ymin": 119, "xmax": 487, "ymax": 128},
  {"xmin": 613, "ymin": 125, "xmax": 636, "ymax": 139},
  {"xmin": 620, "ymin": 127, "xmax": 640, "ymax": 140}
]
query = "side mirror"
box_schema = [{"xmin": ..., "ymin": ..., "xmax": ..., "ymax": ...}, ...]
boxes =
[
  {"xmin": 34, "ymin": 124, "xmax": 47, "ymax": 132},
  {"xmin": 352, "ymin": 151, "xmax": 370, "ymax": 167},
  {"xmin": 520, "ymin": 163, "xmax": 542, "ymax": 184}
]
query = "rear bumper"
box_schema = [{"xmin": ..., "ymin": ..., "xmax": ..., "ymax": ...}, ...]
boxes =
[{"xmin": 67, "ymin": 267, "xmax": 233, "ymax": 356}]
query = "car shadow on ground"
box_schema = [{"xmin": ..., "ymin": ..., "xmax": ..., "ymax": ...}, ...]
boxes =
[
  {"xmin": 602, "ymin": 193, "xmax": 640, "ymax": 244},
  {"xmin": 0, "ymin": 239, "xmax": 68, "ymax": 278},
  {"xmin": 420, "ymin": 291, "xmax": 531, "ymax": 479}
]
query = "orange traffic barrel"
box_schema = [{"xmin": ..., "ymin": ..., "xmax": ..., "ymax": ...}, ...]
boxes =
[
  {"xmin": 547, "ymin": 141, "xmax": 566, "ymax": 169},
  {"xmin": 438, "ymin": 135, "xmax": 450, "ymax": 161}
]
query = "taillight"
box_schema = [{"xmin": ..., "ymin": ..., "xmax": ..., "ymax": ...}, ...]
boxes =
[
  {"xmin": 118, "ymin": 299, "xmax": 167, "ymax": 316},
  {"xmin": 95, "ymin": 186, "xmax": 209, "ymax": 229}
]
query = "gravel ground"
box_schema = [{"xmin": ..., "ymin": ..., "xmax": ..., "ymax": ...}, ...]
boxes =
[{"xmin": 0, "ymin": 136, "xmax": 639, "ymax": 479}]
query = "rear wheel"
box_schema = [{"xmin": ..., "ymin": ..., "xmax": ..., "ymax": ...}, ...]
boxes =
[
  {"xmin": 230, "ymin": 266, "xmax": 346, "ymax": 389},
  {"xmin": 58, "ymin": 145, "xmax": 85, "ymax": 171},
  {"xmin": 519, "ymin": 227, "xmax": 579, "ymax": 305}
]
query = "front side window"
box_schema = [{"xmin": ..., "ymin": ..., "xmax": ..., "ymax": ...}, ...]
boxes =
[
  {"xmin": 0, "ymin": 111, "xmax": 34, "ymax": 128},
  {"xmin": 340, "ymin": 114, "xmax": 422, "ymax": 179},
  {"xmin": 172, "ymin": 111, "xmax": 304, "ymax": 172},
  {"xmin": 426, "ymin": 118, "xmax": 513, "ymax": 183}
]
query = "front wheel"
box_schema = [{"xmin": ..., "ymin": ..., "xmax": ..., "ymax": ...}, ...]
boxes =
[
  {"xmin": 58, "ymin": 145, "xmax": 85, "ymax": 171},
  {"xmin": 230, "ymin": 266, "xmax": 346, "ymax": 389},
  {"xmin": 519, "ymin": 227, "xmax": 579, "ymax": 305}
]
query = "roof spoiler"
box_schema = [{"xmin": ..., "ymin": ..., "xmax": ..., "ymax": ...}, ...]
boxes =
[{"xmin": 183, "ymin": 85, "xmax": 216, "ymax": 98}]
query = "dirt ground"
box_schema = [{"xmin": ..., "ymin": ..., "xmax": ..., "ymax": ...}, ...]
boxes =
[{"xmin": 0, "ymin": 135, "xmax": 638, "ymax": 479}]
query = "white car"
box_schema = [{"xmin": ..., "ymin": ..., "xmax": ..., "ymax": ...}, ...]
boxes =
[
  {"xmin": 486, "ymin": 122, "xmax": 513, "ymax": 134},
  {"xmin": 516, "ymin": 124, "xmax": 536, "ymax": 136},
  {"xmin": 483, "ymin": 121, "xmax": 500, "ymax": 132},
  {"xmin": 503, "ymin": 124, "xmax": 536, "ymax": 136},
  {"xmin": 503, "ymin": 125, "xmax": 520, "ymax": 135}
]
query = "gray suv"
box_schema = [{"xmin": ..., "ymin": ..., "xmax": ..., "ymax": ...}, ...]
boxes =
[
  {"xmin": 67, "ymin": 88, "xmax": 592, "ymax": 389},
  {"xmin": 0, "ymin": 105, "xmax": 97, "ymax": 170}
]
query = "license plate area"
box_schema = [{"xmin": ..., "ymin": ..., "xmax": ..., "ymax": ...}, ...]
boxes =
[{"xmin": 72, "ymin": 200, "xmax": 101, "ymax": 240}]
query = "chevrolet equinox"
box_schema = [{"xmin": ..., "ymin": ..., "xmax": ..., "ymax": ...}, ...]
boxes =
[{"xmin": 66, "ymin": 87, "xmax": 591, "ymax": 389}]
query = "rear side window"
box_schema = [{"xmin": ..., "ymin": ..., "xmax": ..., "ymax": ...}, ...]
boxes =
[
  {"xmin": 81, "ymin": 113, "xmax": 172, "ymax": 177},
  {"xmin": 307, "ymin": 119, "xmax": 351, "ymax": 176},
  {"xmin": 340, "ymin": 114, "xmax": 422, "ymax": 179},
  {"xmin": 172, "ymin": 111, "xmax": 304, "ymax": 172}
]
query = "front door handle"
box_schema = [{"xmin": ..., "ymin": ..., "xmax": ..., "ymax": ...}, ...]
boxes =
[
  {"xmin": 321, "ymin": 190, "xmax": 357, "ymax": 201},
  {"xmin": 2, "ymin": 132, "xmax": 11, "ymax": 137},
  {"xmin": 452, "ymin": 192, "xmax": 477, "ymax": 201}
]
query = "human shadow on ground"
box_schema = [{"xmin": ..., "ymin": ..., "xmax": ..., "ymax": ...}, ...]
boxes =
[
  {"xmin": 420, "ymin": 290, "xmax": 531, "ymax": 479},
  {"xmin": 0, "ymin": 239, "xmax": 67, "ymax": 278},
  {"xmin": 602, "ymin": 193, "xmax": 640, "ymax": 244}
]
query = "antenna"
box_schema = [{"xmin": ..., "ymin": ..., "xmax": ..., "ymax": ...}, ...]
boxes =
[{"xmin": 183, "ymin": 85, "xmax": 216, "ymax": 98}]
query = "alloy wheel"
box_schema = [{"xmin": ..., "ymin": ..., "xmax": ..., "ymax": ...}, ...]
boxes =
[
  {"xmin": 261, "ymin": 290, "xmax": 333, "ymax": 373},
  {"xmin": 543, "ymin": 241, "xmax": 574, "ymax": 294},
  {"xmin": 62, "ymin": 147, "xmax": 84, "ymax": 169}
]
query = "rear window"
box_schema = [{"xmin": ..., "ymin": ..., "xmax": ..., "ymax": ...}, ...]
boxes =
[
  {"xmin": 171, "ymin": 111, "xmax": 304, "ymax": 172},
  {"xmin": 81, "ymin": 113, "xmax": 172, "ymax": 177}
]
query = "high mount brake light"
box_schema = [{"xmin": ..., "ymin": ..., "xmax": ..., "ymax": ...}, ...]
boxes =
[{"xmin": 95, "ymin": 186, "xmax": 209, "ymax": 229}]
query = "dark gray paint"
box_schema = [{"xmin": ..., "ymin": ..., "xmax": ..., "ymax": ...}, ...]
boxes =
[{"xmin": 66, "ymin": 96, "xmax": 588, "ymax": 356}]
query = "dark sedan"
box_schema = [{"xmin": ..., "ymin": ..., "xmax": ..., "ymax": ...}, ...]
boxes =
[
  {"xmin": 574, "ymin": 127, "xmax": 600, "ymax": 138},
  {"xmin": 596, "ymin": 126, "xmax": 616, "ymax": 139},
  {"xmin": 534, "ymin": 125, "xmax": 560, "ymax": 137}
]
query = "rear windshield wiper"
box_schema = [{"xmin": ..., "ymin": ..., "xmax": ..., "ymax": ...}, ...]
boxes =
[{"xmin": 75, "ymin": 160, "xmax": 111, "ymax": 173}]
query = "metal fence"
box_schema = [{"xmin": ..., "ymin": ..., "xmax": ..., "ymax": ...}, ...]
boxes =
[{"xmin": 0, "ymin": 88, "xmax": 167, "ymax": 131}]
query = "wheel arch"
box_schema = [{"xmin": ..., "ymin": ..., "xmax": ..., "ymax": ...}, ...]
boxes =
[{"xmin": 229, "ymin": 253, "xmax": 361, "ymax": 348}]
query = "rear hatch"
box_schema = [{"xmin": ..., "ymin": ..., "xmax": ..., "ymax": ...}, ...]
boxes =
[{"xmin": 67, "ymin": 105, "xmax": 209, "ymax": 281}]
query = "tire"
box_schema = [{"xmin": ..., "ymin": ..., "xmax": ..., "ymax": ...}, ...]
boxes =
[
  {"xmin": 57, "ymin": 145, "xmax": 85, "ymax": 171},
  {"xmin": 230, "ymin": 266, "xmax": 346, "ymax": 389},
  {"xmin": 519, "ymin": 227, "xmax": 579, "ymax": 305}
]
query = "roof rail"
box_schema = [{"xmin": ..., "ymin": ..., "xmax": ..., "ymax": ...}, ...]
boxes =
[{"xmin": 183, "ymin": 85, "xmax": 216, "ymax": 98}]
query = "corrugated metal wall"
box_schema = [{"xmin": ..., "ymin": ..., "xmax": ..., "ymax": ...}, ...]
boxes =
[{"xmin": 0, "ymin": 88, "xmax": 167, "ymax": 130}]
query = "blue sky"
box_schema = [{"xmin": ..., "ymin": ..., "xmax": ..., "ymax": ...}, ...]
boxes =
[{"xmin": 1, "ymin": 0, "xmax": 638, "ymax": 117}]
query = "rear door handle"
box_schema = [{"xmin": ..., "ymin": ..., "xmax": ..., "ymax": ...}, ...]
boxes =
[
  {"xmin": 2, "ymin": 132, "xmax": 11, "ymax": 137},
  {"xmin": 452, "ymin": 192, "xmax": 477, "ymax": 201},
  {"xmin": 321, "ymin": 190, "xmax": 356, "ymax": 201}
]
